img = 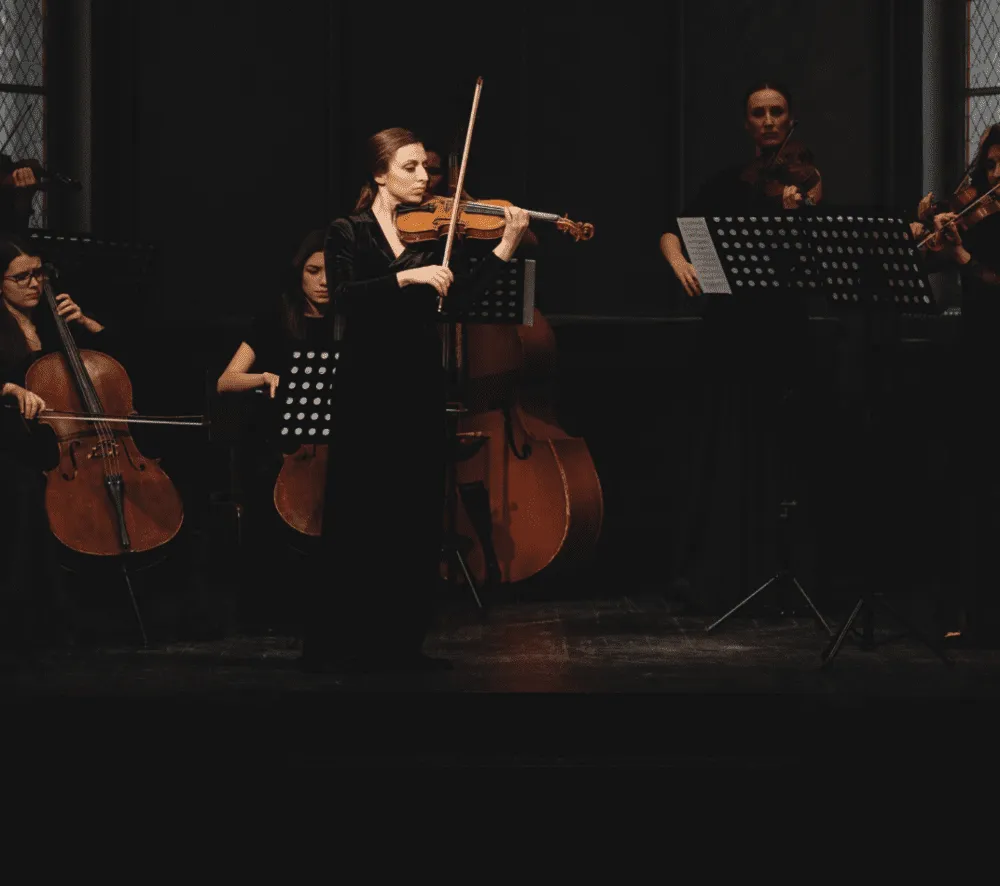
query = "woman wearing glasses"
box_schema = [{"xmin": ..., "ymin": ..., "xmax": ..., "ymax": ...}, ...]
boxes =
[{"xmin": 0, "ymin": 238, "xmax": 104, "ymax": 667}]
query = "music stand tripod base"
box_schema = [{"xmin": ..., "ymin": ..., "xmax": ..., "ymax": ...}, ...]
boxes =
[{"xmin": 704, "ymin": 501, "xmax": 833, "ymax": 635}]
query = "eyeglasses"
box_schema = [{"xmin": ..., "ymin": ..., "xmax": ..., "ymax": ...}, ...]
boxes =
[{"xmin": 3, "ymin": 266, "xmax": 44, "ymax": 285}]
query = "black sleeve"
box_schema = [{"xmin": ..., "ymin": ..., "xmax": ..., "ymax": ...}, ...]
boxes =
[{"xmin": 324, "ymin": 218, "xmax": 438, "ymax": 320}]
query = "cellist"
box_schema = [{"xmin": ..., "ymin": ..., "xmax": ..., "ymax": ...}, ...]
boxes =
[
  {"xmin": 0, "ymin": 237, "xmax": 103, "ymax": 665},
  {"xmin": 304, "ymin": 126, "xmax": 529, "ymax": 674}
]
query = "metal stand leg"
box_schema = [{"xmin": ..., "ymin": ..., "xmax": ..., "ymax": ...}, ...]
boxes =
[
  {"xmin": 705, "ymin": 500, "xmax": 832, "ymax": 635},
  {"xmin": 821, "ymin": 590, "xmax": 955, "ymax": 668},
  {"xmin": 121, "ymin": 562, "xmax": 148, "ymax": 648}
]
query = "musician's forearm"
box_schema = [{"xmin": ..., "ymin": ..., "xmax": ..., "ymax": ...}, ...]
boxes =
[{"xmin": 217, "ymin": 372, "xmax": 266, "ymax": 394}]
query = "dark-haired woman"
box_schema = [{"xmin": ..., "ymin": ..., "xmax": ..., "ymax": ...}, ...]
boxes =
[
  {"xmin": 657, "ymin": 82, "xmax": 822, "ymax": 615},
  {"xmin": 918, "ymin": 124, "xmax": 1000, "ymax": 646},
  {"xmin": 306, "ymin": 127, "xmax": 529, "ymax": 674},
  {"xmin": 0, "ymin": 238, "xmax": 104, "ymax": 664}
]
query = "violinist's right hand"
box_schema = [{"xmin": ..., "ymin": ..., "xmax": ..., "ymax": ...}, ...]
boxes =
[
  {"xmin": 909, "ymin": 221, "xmax": 926, "ymax": 240},
  {"xmin": 398, "ymin": 265, "xmax": 454, "ymax": 298},
  {"xmin": 670, "ymin": 258, "xmax": 702, "ymax": 297},
  {"xmin": 260, "ymin": 372, "xmax": 280, "ymax": 399},
  {"xmin": 1, "ymin": 382, "xmax": 46, "ymax": 419},
  {"xmin": 933, "ymin": 211, "xmax": 962, "ymax": 248}
]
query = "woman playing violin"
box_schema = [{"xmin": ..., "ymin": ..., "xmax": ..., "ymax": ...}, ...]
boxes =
[
  {"xmin": 656, "ymin": 81, "xmax": 821, "ymax": 613},
  {"xmin": 918, "ymin": 124, "xmax": 1000, "ymax": 646},
  {"xmin": 301, "ymin": 127, "xmax": 529, "ymax": 674},
  {"xmin": 0, "ymin": 238, "xmax": 103, "ymax": 665},
  {"xmin": 660, "ymin": 80, "xmax": 821, "ymax": 297}
]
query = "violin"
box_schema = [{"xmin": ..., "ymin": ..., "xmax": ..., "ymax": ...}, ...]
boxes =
[
  {"xmin": 23, "ymin": 265, "xmax": 188, "ymax": 557},
  {"xmin": 917, "ymin": 180, "xmax": 1000, "ymax": 253},
  {"xmin": 396, "ymin": 197, "xmax": 594, "ymax": 243},
  {"xmin": 740, "ymin": 128, "xmax": 822, "ymax": 207}
]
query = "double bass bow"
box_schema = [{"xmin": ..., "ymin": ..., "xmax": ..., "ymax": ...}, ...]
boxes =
[{"xmin": 414, "ymin": 77, "xmax": 604, "ymax": 586}]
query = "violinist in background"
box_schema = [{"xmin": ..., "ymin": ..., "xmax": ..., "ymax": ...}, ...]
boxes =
[
  {"xmin": 660, "ymin": 80, "xmax": 821, "ymax": 298},
  {"xmin": 917, "ymin": 123, "xmax": 1000, "ymax": 647},
  {"xmin": 304, "ymin": 126, "xmax": 529, "ymax": 674},
  {"xmin": 0, "ymin": 155, "xmax": 39, "ymax": 237},
  {"xmin": 657, "ymin": 81, "xmax": 820, "ymax": 614}
]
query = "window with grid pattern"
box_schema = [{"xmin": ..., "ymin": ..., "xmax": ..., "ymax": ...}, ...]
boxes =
[
  {"xmin": 0, "ymin": 0, "xmax": 45, "ymax": 229},
  {"xmin": 967, "ymin": 0, "xmax": 1000, "ymax": 164}
]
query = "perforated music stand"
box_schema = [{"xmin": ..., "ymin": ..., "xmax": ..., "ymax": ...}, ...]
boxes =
[
  {"xmin": 800, "ymin": 211, "xmax": 953, "ymax": 668},
  {"xmin": 274, "ymin": 345, "xmax": 339, "ymax": 448},
  {"xmin": 679, "ymin": 211, "xmax": 833, "ymax": 636},
  {"xmin": 440, "ymin": 255, "xmax": 536, "ymax": 325},
  {"xmin": 682, "ymin": 210, "xmax": 952, "ymax": 664}
]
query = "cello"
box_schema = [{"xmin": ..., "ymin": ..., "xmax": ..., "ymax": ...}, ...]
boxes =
[
  {"xmin": 406, "ymin": 78, "xmax": 604, "ymax": 587},
  {"xmin": 24, "ymin": 264, "xmax": 186, "ymax": 557}
]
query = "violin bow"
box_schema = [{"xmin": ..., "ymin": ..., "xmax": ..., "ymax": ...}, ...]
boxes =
[
  {"xmin": 917, "ymin": 179, "xmax": 1000, "ymax": 249},
  {"xmin": 441, "ymin": 76, "xmax": 484, "ymax": 282}
]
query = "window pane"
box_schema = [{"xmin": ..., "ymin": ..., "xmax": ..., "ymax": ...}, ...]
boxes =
[
  {"xmin": 0, "ymin": 0, "xmax": 44, "ymax": 87},
  {"xmin": 967, "ymin": 0, "xmax": 1000, "ymax": 164},
  {"xmin": 0, "ymin": 0, "xmax": 44, "ymax": 228}
]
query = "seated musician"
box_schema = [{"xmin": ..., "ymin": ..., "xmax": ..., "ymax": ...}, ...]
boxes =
[
  {"xmin": 917, "ymin": 124, "xmax": 1000, "ymax": 646},
  {"xmin": 656, "ymin": 81, "xmax": 820, "ymax": 612},
  {"xmin": 0, "ymin": 238, "xmax": 103, "ymax": 666},
  {"xmin": 299, "ymin": 126, "xmax": 528, "ymax": 674},
  {"xmin": 215, "ymin": 228, "xmax": 334, "ymax": 628}
]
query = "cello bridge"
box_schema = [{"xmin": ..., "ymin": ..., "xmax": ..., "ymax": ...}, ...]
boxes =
[{"xmin": 89, "ymin": 441, "xmax": 121, "ymax": 460}]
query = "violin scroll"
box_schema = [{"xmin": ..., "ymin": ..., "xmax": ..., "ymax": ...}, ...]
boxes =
[{"xmin": 555, "ymin": 216, "xmax": 594, "ymax": 241}]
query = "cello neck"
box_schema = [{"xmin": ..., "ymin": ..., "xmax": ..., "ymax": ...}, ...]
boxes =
[{"xmin": 41, "ymin": 266, "xmax": 105, "ymax": 416}]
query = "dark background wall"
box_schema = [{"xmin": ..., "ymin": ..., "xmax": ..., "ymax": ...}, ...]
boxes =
[{"xmin": 32, "ymin": 0, "xmax": 965, "ymax": 610}]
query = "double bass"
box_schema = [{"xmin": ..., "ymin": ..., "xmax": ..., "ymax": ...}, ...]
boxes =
[{"xmin": 407, "ymin": 78, "xmax": 603, "ymax": 587}]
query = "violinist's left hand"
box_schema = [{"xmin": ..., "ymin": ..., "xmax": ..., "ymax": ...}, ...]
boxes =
[
  {"xmin": 56, "ymin": 293, "xmax": 104, "ymax": 334},
  {"xmin": 11, "ymin": 166, "xmax": 37, "ymax": 188},
  {"xmin": 782, "ymin": 185, "xmax": 803, "ymax": 209},
  {"xmin": 909, "ymin": 221, "xmax": 926, "ymax": 240},
  {"xmin": 494, "ymin": 205, "xmax": 531, "ymax": 261}
]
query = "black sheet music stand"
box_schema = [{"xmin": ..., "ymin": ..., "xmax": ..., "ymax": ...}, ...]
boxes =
[
  {"xmin": 439, "ymin": 256, "xmax": 536, "ymax": 610},
  {"xmin": 678, "ymin": 212, "xmax": 833, "ymax": 636},
  {"xmin": 274, "ymin": 345, "xmax": 338, "ymax": 449},
  {"xmin": 805, "ymin": 211, "xmax": 954, "ymax": 668}
]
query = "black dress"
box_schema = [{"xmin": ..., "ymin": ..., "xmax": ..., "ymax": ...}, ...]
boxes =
[
  {"xmin": 0, "ymin": 312, "xmax": 109, "ymax": 657},
  {"xmin": 937, "ymin": 215, "xmax": 1000, "ymax": 641},
  {"xmin": 664, "ymin": 166, "xmax": 814, "ymax": 611},
  {"xmin": 300, "ymin": 208, "xmax": 509, "ymax": 665}
]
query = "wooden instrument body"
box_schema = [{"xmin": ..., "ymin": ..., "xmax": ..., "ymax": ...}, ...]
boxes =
[
  {"xmin": 273, "ymin": 444, "xmax": 327, "ymax": 537},
  {"xmin": 453, "ymin": 310, "xmax": 604, "ymax": 584},
  {"xmin": 26, "ymin": 349, "xmax": 184, "ymax": 556}
]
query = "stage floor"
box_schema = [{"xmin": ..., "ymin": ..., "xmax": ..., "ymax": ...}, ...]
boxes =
[{"xmin": 5, "ymin": 594, "xmax": 999, "ymax": 770}]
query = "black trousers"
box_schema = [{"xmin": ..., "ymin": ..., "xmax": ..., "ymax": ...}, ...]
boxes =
[{"xmin": 0, "ymin": 449, "xmax": 69, "ymax": 653}]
